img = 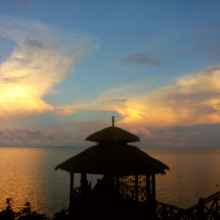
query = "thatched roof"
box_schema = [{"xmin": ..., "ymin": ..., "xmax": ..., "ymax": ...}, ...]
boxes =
[
  {"xmin": 86, "ymin": 126, "xmax": 140, "ymax": 143},
  {"xmin": 56, "ymin": 143, "xmax": 169, "ymax": 175}
]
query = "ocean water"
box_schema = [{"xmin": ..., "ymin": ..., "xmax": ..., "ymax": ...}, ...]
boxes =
[{"xmin": 0, "ymin": 146, "xmax": 219, "ymax": 215}]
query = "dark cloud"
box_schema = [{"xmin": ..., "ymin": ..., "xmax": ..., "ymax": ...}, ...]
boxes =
[
  {"xmin": 0, "ymin": 121, "xmax": 107, "ymax": 147},
  {"xmin": 26, "ymin": 39, "xmax": 45, "ymax": 49},
  {"xmin": 122, "ymin": 53, "xmax": 160, "ymax": 66},
  {"xmin": 0, "ymin": 120, "xmax": 219, "ymax": 148},
  {"xmin": 0, "ymin": 128, "xmax": 70, "ymax": 147},
  {"xmin": 139, "ymin": 124, "xmax": 220, "ymax": 148}
]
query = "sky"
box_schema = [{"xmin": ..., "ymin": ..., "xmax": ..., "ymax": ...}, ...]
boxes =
[{"xmin": 0, "ymin": 0, "xmax": 220, "ymax": 147}]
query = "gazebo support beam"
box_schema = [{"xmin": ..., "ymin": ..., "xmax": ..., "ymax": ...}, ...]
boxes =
[
  {"xmin": 152, "ymin": 174, "xmax": 156, "ymax": 201},
  {"xmin": 115, "ymin": 176, "xmax": 120, "ymax": 194},
  {"xmin": 146, "ymin": 175, "xmax": 151, "ymax": 201},
  {"xmin": 69, "ymin": 172, "xmax": 74, "ymax": 211},
  {"xmin": 135, "ymin": 175, "xmax": 139, "ymax": 201},
  {"xmin": 150, "ymin": 174, "xmax": 156, "ymax": 214},
  {"xmin": 80, "ymin": 172, "xmax": 89, "ymax": 196}
]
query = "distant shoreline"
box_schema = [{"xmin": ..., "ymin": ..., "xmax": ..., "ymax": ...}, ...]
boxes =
[{"xmin": 0, "ymin": 145, "xmax": 219, "ymax": 154}]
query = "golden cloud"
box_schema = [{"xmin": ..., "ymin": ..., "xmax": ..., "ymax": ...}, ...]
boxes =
[
  {"xmin": 0, "ymin": 19, "xmax": 85, "ymax": 118},
  {"xmin": 63, "ymin": 67, "xmax": 220, "ymax": 128}
]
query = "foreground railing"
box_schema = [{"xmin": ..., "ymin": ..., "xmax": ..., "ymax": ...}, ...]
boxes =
[
  {"xmin": 70, "ymin": 186, "xmax": 220, "ymax": 219},
  {"xmin": 156, "ymin": 191, "xmax": 220, "ymax": 220},
  {"xmin": 156, "ymin": 201, "xmax": 186, "ymax": 219}
]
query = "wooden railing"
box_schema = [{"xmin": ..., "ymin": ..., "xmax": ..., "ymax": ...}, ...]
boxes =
[
  {"xmin": 155, "ymin": 191, "xmax": 220, "ymax": 220},
  {"xmin": 156, "ymin": 201, "xmax": 186, "ymax": 219}
]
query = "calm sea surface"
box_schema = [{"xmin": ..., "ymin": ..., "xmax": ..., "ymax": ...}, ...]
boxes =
[{"xmin": 0, "ymin": 146, "xmax": 219, "ymax": 215}]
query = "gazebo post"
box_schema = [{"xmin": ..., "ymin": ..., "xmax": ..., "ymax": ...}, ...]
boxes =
[
  {"xmin": 135, "ymin": 175, "xmax": 139, "ymax": 201},
  {"xmin": 151, "ymin": 174, "xmax": 156, "ymax": 214},
  {"xmin": 152, "ymin": 174, "xmax": 156, "ymax": 201},
  {"xmin": 69, "ymin": 172, "xmax": 74, "ymax": 211},
  {"xmin": 80, "ymin": 172, "xmax": 89, "ymax": 196},
  {"xmin": 146, "ymin": 175, "xmax": 151, "ymax": 201},
  {"xmin": 115, "ymin": 176, "xmax": 120, "ymax": 194}
]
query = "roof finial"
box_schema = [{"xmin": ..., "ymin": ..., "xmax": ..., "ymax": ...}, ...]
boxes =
[{"xmin": 112, "ymin": 116, "xmax": 115, "ymax": 127}]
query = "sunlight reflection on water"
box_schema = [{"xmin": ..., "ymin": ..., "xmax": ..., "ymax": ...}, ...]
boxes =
[{"xmin": 0, "ymin": 147, "xmax": 219, "ymax": 214}]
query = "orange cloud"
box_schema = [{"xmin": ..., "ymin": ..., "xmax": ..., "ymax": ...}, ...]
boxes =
[
  {"xmin": 0, "ymin": 19, "xmax": 85, "ymax": 118},
  {"xmin": 62, "ymin": 67, "xmax": 220, "ymax": 129}
]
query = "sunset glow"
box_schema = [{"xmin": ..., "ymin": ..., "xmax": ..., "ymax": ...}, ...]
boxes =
[
  {"xmin": 2, "ymin": 2, "xmax": 220, "ymax": 219},
  {"xmin": 0, "ymin": 1, "xmax": 219, "ymax": 147}
]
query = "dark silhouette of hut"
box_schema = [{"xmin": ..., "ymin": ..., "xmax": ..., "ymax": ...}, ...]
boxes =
[{"xmin": 56, "ymin": 117, "xmax": 169, "ymax": 218}]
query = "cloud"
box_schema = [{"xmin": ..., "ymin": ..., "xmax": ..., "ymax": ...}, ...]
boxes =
[
  {"xmin": 138, "ymin": 124, "xmax": 220, "ymax": 148},
  {"xmin": 1, "ymin": 117, "xmax": 220, "ymax": 148},
  {"xmin": 0, "ymin": 121, "xmax": 107, "ymax": 147},
  {"xmin": 122, "ymin": 53, "xmax": 160, "ymax": 66},
  {"xmin": 2, "ymin": 65, "xmax": 220, "ymax": 147},
  {"xmin": 62, "ymin": 67, "xmax": 220, "ymax": 129},
  {"xmin": 0, "ymin": 18, "xmax": 86, "ymax": 118}
]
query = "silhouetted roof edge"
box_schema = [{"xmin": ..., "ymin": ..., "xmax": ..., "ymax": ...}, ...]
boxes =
[
  {"xmin": 55, "ymin": 144, "xmax": 169, "ymax": 175},
  {"xmin": 86, "ymin": 126, "xmax": 140, "ymax": 143}
]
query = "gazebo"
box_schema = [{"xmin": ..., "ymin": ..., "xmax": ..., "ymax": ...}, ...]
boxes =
[{"xmin": 56, "ymin": 117, "xmax": 169, "ymax": 214}]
